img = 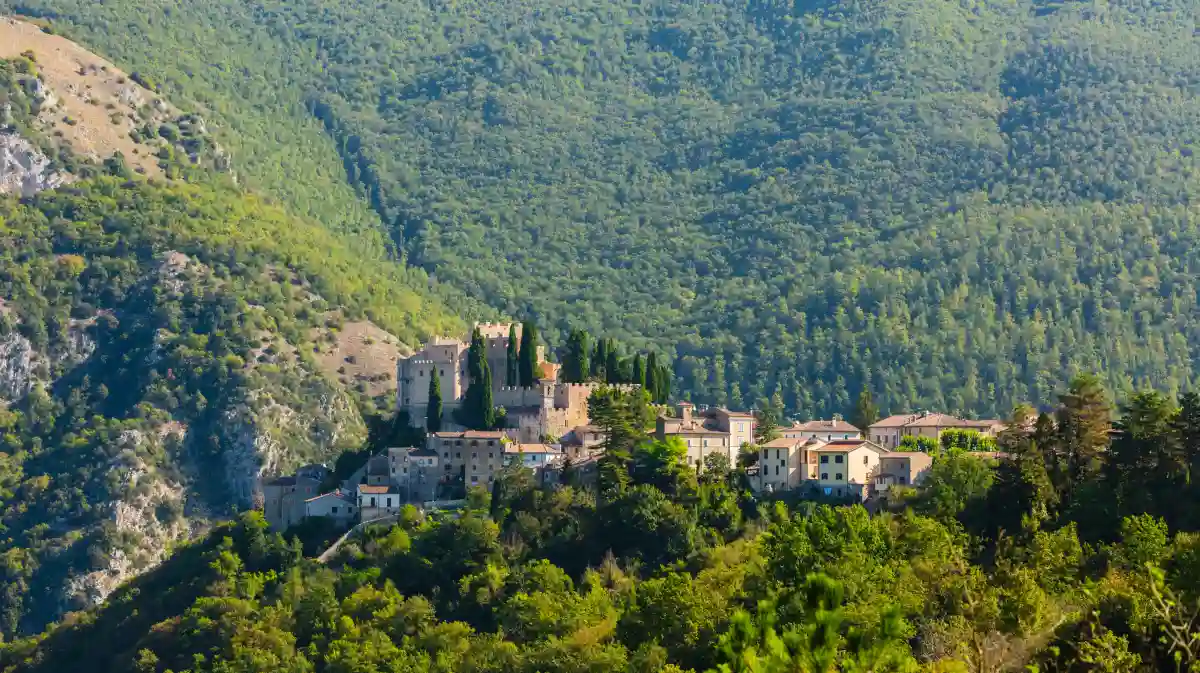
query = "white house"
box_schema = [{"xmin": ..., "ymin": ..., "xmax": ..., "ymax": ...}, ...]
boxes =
[
  {"xmin": 304, "ymin": 490, "xmax": 358, "ymax": 524},
  {"xmin": 358, "ymin": 484, "xmax": 402, "ymax": 521}
]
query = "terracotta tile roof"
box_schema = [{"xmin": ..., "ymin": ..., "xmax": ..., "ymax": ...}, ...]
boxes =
[
  {"xmin": 358, "ymin": 485, "xmax": 393, "ymax": 495},
  {"xmin": 813, "ymin": 439, "xmax": 886, "ymax": 453},
  {"xmin": 792, "ymin": 419, "xmax": 861, "ymax": 433},
  {"xmin": 903, "ymin": 413, "xmax": 965, "ymax": 428},
  {"xmin": 505, "ymin": 443, "xmax": 560, "ymax": 454},
  {"xmin": 432, "ymin": 430, "xmax": 507, "ymax": 439},
  {"xmin": 306, "ymin": 490, "xmax": 355, "ymax": 503},
  {"xmin": 712, "ymin": 407, "xmax": 755, "ymax": 418},
  {"xmin": 869, "ymin": 414, "xmax": 919, "ymax": 429},
  {"xmin": 762, "ymin": 437, "xmax": 807, "ymax": 448}
]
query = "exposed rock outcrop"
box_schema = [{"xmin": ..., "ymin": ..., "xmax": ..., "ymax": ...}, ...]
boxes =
[
  {"xmin": 63, "ymin": 427, "xmax": 195, "ymax": 608},
  {"xmin": 0, "ymin": 133, "xmax": 67, "ymax": 196},
  {"xmin": 0, "ymin": 329, "xmax": 35, "ymax": 402}
]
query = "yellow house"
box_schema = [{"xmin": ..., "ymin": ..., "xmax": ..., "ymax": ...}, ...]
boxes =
[{"xmin": 813, "ymin": 439, "xmax": 887, "ymax": 500}]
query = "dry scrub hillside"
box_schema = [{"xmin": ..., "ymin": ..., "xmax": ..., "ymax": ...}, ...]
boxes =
[{"xmin": 1, "ymin": 16, "xmax": 185, "ymax": 176}]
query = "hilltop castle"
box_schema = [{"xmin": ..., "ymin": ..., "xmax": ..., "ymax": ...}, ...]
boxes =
[{"xmin": 396, "ymin": 323, "xmax": 616, "ymax": 442}]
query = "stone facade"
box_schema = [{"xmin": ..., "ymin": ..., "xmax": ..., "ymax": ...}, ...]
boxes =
[
  {"xmin": 655, "ymin": 402, "xmax": 757, "ymax": 470},
  {"xmin": 261, "ymin": 475, "xmax": 320, "ymax": 531}
]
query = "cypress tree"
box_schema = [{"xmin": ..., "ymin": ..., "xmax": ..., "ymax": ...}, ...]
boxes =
[
  {"xmin": 518, "ymin": 320, "xmax": 539, "ymax": 387},
  {"xmin": 593, "ymin": 338, "xmax": 608, "ymax": 381},
  {"xmin": 463, "ymin": 328, "xmax": 489, "ymax": 428},
  {"xmin": 481, "ymin": 358, "xmax": 496, "ymax": 429},
  {"xmin": 645, "ymin": 352, "xmax": 658, "ymax": 399},
  {"xmin": 563, "ymin": 329, "xmax": 590, "ymax": 383},
  {"xmin": 506, "ymin": 323, "xmax": 519, "ymax": 387},
  {"xmin": 427, "ymin": 366, "xmax": 443, "ymax": 433},
  {"xmin": 606, "ymin": 347, "xmax": 621, "ymax": 384},
  {"xmin": 632, "ymin": 353, "xmax": 646, "ymax": 389}
]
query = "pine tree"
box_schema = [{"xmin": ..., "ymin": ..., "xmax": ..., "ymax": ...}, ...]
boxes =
[
  {"xmin": 518, "ymin": 320, "xmax": 539, "ymax": 387},
  {"xmin": 632, "ymin": 353, "xmax": 646, "ymax": 389},
  {"xmin": 427, "ymin": 366, "xmax": 443, "ymax": 433},
  {"xmin": 506, "ymin": 323, "xmax": 519, "ymax": 387},
  {"xmin": 1053, "ymin": 373, "xmax": 1111, "ymax": 507}
]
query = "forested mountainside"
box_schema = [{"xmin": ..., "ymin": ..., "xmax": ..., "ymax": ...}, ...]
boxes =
[
  {"xmin": 0, "ymin": 47, "xmax": 461, "ymax": 636},
  {"xmin": 9, "ymin": 0, "xmax": 1200, "ymax": 416},
  {"xmin": 5, "ymin": 382, "xmax": 1200, "ymax": 673}
]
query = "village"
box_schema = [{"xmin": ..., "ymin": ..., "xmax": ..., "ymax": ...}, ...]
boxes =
[{"xmin": 259, "ymin": 323, "xmax": 1007, "ymax": 532}]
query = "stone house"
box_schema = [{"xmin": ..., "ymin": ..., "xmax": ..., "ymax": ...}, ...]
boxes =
[
  {"xmin": 868, "ymin": 412, "xmax": 1005, "ymax": 449},
  {"xmin": 560, "ymin": 424, "xmax": 605, "ymax": 459},
  {"xmin": 387, "ymin": 446, "xmax": 440, "ymax": 503},
  {"xmin": 655, "ymin": 402, "xmax": 756, "ymax": 470},
  {"xmin": 428, "ymin": 430, "xmax": 509, "ymax": 490},
  {"xmin": 365, "ymin": 455, "xmax": 391, "ymax": 486},
  {"xmin": 873, "ymin": 452, "xmax": 934, "ymax": 492},
  {"xmin": 261, "ymin": 475, "xmax": 320, "ymax": 531}
]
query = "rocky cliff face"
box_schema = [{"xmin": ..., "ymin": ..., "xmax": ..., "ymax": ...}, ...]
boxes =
[
  {"xmin": 63, "ymin": 426, "xmax": 194, "ymax": 609},
  {"xmin": 0, "ymin": 133, "xmax": 68, "ymax": 196}
]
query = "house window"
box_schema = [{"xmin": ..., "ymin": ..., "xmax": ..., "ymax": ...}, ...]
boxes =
[
  {"xmin": 419, "ymin": 370, "xmax": 424, "ymax": 376},
  {"xmin": 836, "ymin": 473, "xmax": 843, "ymax": 480},
  {"xmin": 441, "ymin": 369, "xmax": 445, "ymax": 376},
  {"xmin": 899, "ymin": 476, "xmax": 907, "ymax": 484},
  {"xmin": 403, "ymin": 468, "xmax": 408, "ymax": 474},
  {"xmin": 472, "ymin": 452, "xmax": 477, "ymax": 459},
  {"xmin": 456, "ymin": 452, "xmax": 461, "ymax": 459},
  {"xmin": 370, "ymin": 497, "xmax": 377, "ymax": 507},
  {"xmin": 489, "ymin": 452, "xmax": 494, "ymax": 459},
  {"xmin": 775, "ymin": 466, "xmax": 780, "ymax": 476},
  {"xmin": 835, "ymin": 455, "xmax": 844, "ymax": 464},
  {"xmin": 332, "ymin": 506, "xmax": 339, "ymax": 514},
  {"xmin": 820, "ymin": 455, "xmax": 829, "ymax": 464},
  {"xmin": 471, "ymin": 476, "xmax": 479, "ymax": 483},
  {"xmin": 821, "ymin": 473, "xmax": 828, "ymax": 480},
  {"xmin": 863, "ymin": 455, "xmax": 869, "ymax": 465},
  {"xmin": 488, "ymin": 440, "xmax": 495, "ymax": 446},
  {"xmin": 443, "ymin": 452, "xmax": 449, "ymax": 458},
  {"xmin": 456, "ymin": 440, "xmax": 462, "ymax": 446}
]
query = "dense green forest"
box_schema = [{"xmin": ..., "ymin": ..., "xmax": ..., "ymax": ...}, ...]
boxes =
[
  {"xmin": 5, "ymin": 382, "xmax": 1200, "ymax": 672},
  {"xmin": 9, "ymin": 0, "xmax": 1200, "ymax": 416},
  {"xmin": 0, "ymin": 174, "xmax": 461, "ymax": 637}
]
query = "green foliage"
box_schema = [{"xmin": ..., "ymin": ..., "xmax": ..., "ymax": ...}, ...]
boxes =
[
  {"xmin": 0, "ymin": 175, "xmax": 460, "ymax": 637},
  {"xmin": 427, "ymin": 366, "xmax": 443, "ymax": 434},
  {"xmin": 517, "ymin": 321, "xmax": 539, "ymax": 388},
  {"xmin": 897, "ymin": 436, "xmax": 939, "ymax": 453},
  {"xmin": 17, "ymin": 0, "xmax": 1200, "ymax": 418}
]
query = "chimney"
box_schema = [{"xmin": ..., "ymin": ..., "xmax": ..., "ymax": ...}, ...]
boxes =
[{"xmin": 679, "ymin": 401, "xmax": 693, "ymax": 425}]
